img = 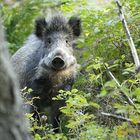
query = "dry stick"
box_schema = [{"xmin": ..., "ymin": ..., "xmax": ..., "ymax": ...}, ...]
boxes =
[
  {"xmin": 101, "ymin": 112, "xmax": 140, "ymax": 126},
  {"xmin": 115, "ymin": 0, "xmax": 140, "ymax": 72},
  {"xmin": 101, "ymin": 112, "xmax": 131, "ymax": 122},
  {"xmin": 104, "ymin": 64, "xmax": 140, "ymax": 114}
]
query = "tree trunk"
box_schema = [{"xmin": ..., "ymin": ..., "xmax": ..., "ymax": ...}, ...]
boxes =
[{"xmin": 0, "ymin": 17, "xmax": 31, "ymax": 140}]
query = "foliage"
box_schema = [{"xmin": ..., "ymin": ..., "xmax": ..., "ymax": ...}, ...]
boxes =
[{"xmin": 1, "ymin": 0, "xmax": 140, "ymax": 139}]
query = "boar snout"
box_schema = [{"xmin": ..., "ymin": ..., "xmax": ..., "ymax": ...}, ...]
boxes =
[{"xmin": 52, "ymin": 56, "xmax": 65, "ymax": 70}]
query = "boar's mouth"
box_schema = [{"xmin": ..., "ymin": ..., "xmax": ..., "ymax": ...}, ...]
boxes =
[{"xmin": 41, "ymin": 61, "xmax": 76, "ymax": 72}]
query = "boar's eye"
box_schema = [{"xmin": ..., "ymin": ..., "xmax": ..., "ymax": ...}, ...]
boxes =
[
  {"xmin": 47, "ymin": 38, "xmax": 51, "ymax": 44},
  {"xmin": 66, "ymin": 37, "xmax": 70, "ymax": 44},
  {"xmin": 66, "ymin": 40, "xmax": 69, "ymax": 44}
]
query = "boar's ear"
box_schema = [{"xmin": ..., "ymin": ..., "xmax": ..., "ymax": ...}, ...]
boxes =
[
  {"xmin": 68, "ymin": 16, "xmax": 81, "ymax": 37},
  {"xmin": 35, "ymin": 18, "xmax": 47, "ymax": 39}
]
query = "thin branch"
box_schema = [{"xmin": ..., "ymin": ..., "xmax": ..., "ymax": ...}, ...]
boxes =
[
  {"xmin": 107, "ymin": 69, "xmax": 121, "ymax": 87},
  {"xmin": 101, "ymin": 112, "xmax": 140, "ymax": 126},
  {"xmin": 115, "ymin": 0, "xmax": 140, "ymax": 72},
  {"xmin": 104, "ymin": 64, "xmax": 140, "ymax": 114},
  {"xmin": 101, "ymin": 112, "xmax": 132, "ymax": 122}
]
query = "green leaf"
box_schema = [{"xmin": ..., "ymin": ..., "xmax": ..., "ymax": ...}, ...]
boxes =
[{"xmin": 104, "ymin": 80, "xmax": 116, "ymax": 88}]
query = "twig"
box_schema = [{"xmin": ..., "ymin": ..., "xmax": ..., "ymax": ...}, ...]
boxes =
[
  {"xmin": 107, "ymin": 69, "xmax": 121, "ymax": 87},
  {"xmin": 104, "ymin": 64, "xmax": 140, "ymax": 114},
  {"xmin": 115, "ymin": 0, "xmax": 140, "ymax": 72},
  {"xmin": 101, "ymin": 112, "xmax": 140, "ymax": 126},
  {"xmin": 101, "ymin": 112, "xmax": 131, "ymax": 122}
]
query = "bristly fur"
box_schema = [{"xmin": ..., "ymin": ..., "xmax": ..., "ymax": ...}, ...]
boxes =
[
  {"xmin": 36, "ymin": 63, "xmax": 80, "ymax": 88},
  {"xmin": 35, "ymin": 14, "xmax": 81, "ymax": 39},
  {"xmin": 45, "ymin": 14, "xmax": 72, "ymax": 36}
]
